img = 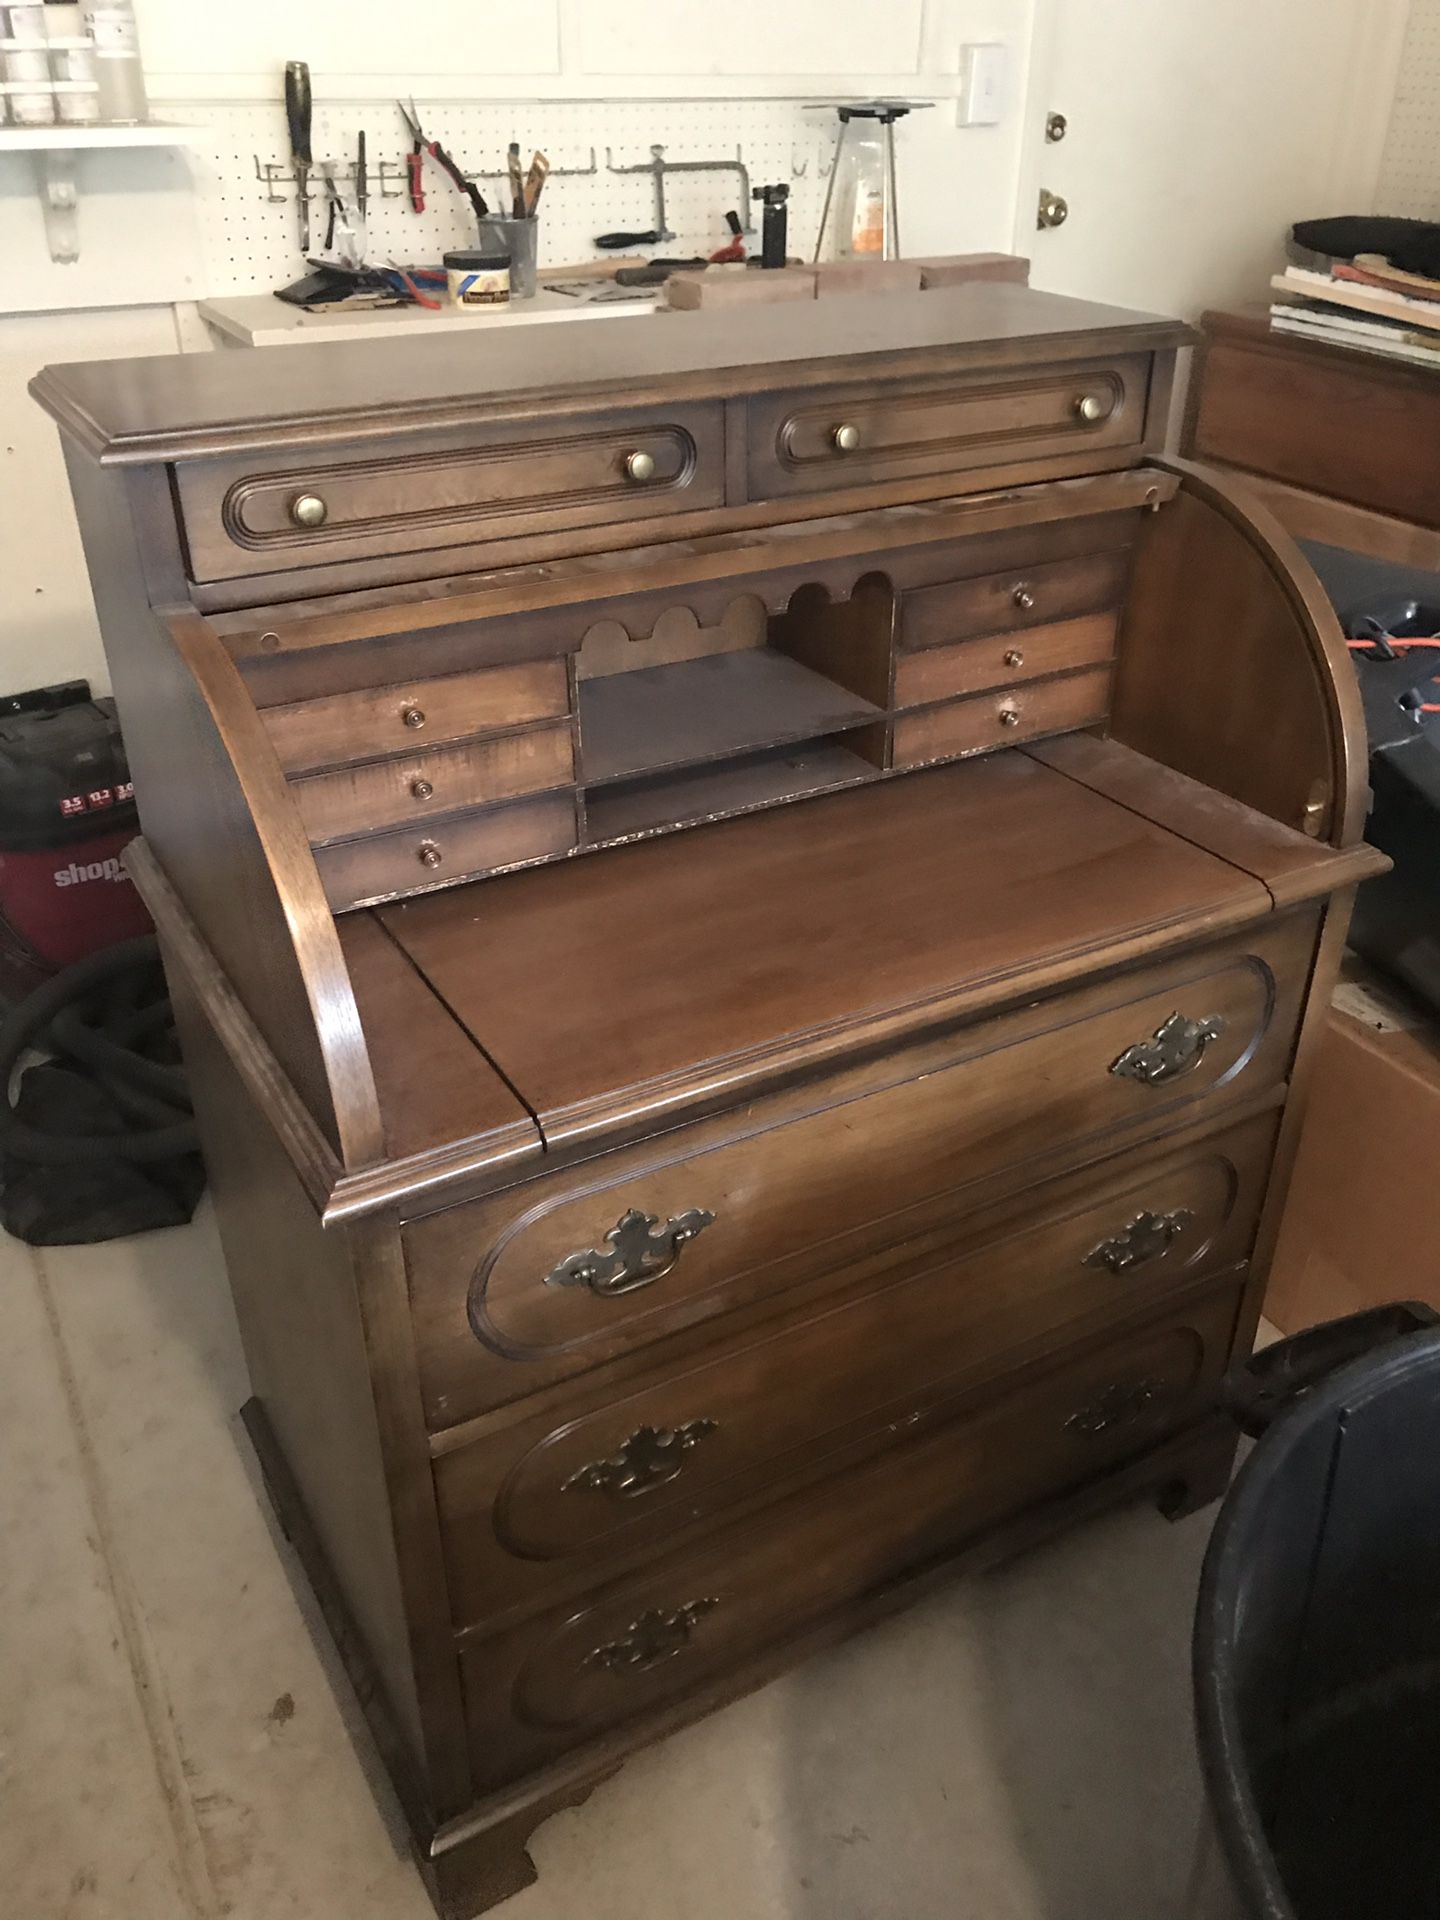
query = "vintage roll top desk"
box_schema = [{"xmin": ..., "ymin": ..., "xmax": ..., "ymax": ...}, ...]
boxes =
[{"xmin": 34, "ymin": 285, "xmax": 1383, "ymax": 1917}]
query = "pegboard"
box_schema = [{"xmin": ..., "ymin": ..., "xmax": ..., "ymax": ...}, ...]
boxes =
[
  {"xmin": 179, "ymin": 96, "xmax": 854, "ymax": 294},
  {"xmin": 1376, "ymin": 0, "xmax": 1440, "ymax": 218}
]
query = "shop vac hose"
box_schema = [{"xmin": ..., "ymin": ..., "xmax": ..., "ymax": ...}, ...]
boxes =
[{"xmin": 0, "ymin": 935, "xmax": 197, "ymax": 1163}]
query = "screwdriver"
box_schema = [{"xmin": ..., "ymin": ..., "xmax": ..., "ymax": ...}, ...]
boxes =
[{"xmin": 284, "ymin": 60, "xmax": 313, "ymax": 254}]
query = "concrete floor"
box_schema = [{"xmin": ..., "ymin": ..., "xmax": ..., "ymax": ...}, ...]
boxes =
[{"xmin": 2, "ymin": 1202, "xmax": 1225, "ymax": 1920}]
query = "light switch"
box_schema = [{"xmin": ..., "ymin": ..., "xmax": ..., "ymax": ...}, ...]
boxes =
[{"xmin": 957, "ymin": 42, "xmax": 1009, "ymax": 127}]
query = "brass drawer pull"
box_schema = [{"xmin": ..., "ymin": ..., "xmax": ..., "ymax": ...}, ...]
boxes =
[
  {"xmin": 624, "ymin": 449, "xmax": 657, "ymax": 483},
  {"xmin": 1085, "ymin": 1208, "xmax": 1195, "ymax": 1276},
  {"xmin": 1012, "ymin": 585, "xmax": 1035, "ymax": 612},
  {"xmin": 1074, "ymin": 393, "xmax": 1107, "ymax": 424},
  {"xmin": 832, "ymin": 422, "xmax": 862, "ymax": 453},
  {"xmin": 1111, "ymin": 1012, "xmax": 1226, "ymax": 1086},
  {"xmin": 1065, "ymin": 1376, "xmax": 1164, "ymax": 1437},
  {"xmin": 998, "ymin": 702, "xmax": 1022, "ymax": 728},
  {"xmin": 585, "ymin": 1599, "xmax": 720, "ymax": 1675},
  {"xmin": 564, "ymin": 1419, "xmax": 719, "ymax": 1500},
  {"xmin": 1003, "ymin": 648, "xmax": 1025, "ymax": 669},
  {"xmin": 288, "ymin": 492, "xmax": 328, "ymax": 529},
  {"xmin": 545, "ymin": 1205, "xmax": 715, "ymax": 1297},
  {"xmin": 401, "ymin": 705, "xmax": 427, "ymax": 730},
  {"xmin": 410, "ymin": 777, "xmax": 435, "ymax": 801},
  {"xmin": 417, "ymin": 841, "xmax": 443, "ymax": 870}
]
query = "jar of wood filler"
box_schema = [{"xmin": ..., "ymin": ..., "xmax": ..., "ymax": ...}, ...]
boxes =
[{"xmin": 445, "ymin": 248, "xmax": 511, "ymax": 308}]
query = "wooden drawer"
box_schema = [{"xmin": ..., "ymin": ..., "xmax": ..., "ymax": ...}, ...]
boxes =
[
  {"xmin": 900, "ymin": 549, "xmax": 1132, "ymax": 652},
  {"xmin": 434, "ymin": 1114, "xmax": 1274, "ymax": 1626},
  {"xmin": 174, "ymin": 403, "xmax": 727, "ymax": 584},
  {"xmin": 747, "ymin": 356, "xmax": 1150, "ymax": 501},
  {"xmin": 263, "ymin": 659, "xmax": 569, "ymax": 777},
  {"xmin": 406, "ymin": 912, "xmax": 1316, "ymax": 1427},
  {"xmin": 893, "ymin": 667, "xmax": 1110, "ymax": 767},
  {"xmin": 457, "ymin": 1280, "xmax": 1241, "ymax": 1787},
  {"xmin": 291, "ymin": 723, "xmax": 574, "ymax": 844},
  {"xmin": 895, "ymin": 613, "xmax": 1118, "ymax": 708},
  {"xmin": 315, "ymin": 791, "xmax": 577, "ymax": 913}
]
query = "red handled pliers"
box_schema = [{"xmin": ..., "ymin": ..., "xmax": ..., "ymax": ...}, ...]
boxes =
[{"xmin": 397, "ymin": 98, "xmax": 488, "ymax": 224}]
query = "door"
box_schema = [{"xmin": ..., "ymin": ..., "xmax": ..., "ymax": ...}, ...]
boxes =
[{"xmin": 1016, "ymin": 0, "xmax": 1410, "ymax": 319}]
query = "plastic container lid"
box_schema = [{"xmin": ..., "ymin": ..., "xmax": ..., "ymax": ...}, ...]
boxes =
[{"xmin": 444, "ymin": 249, "xmax": 511, "ymax": 270}]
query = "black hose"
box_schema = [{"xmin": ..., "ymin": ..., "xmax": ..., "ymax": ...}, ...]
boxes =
[{"xmin": 0, "ymin": 936, "xmax": 199, "ymax": 1164}]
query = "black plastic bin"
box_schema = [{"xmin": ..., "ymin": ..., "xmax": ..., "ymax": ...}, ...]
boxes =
[{"xmin": 1194, "ymin": 1303, "xmax": 1440, "ymax": 1919}]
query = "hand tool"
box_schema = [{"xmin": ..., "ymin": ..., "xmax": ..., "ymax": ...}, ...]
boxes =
[
  {"xmin": 355, "ymin": 129, "xmax": 368, "ymax": 225},
  {"xmin": 752, "ymin": 182, "xmax": 790, "ymax": 268},
  {"xmin": 594, "ymin": 230, "xmax": 664, "ymax": 249},
  {"xmin": 507, "ymin": 141, "xmax": 525, "ymax": 220},
  {"xmin": 709, "ymin": 210, "xmax": 746, "ymax": 264},
  {"xmin": 522, "ymin": 150, "xmax": 549, "ymax": 217},
  {"xmin": 320, "ymin": 161, "xmax": 360, "ymax": 270},
  {"xmin": 284, "ymin": 60, "xmax": 313, "ymax": 253},
  {"xmin": 615, "ymin": 257, "xmax": 707, "ymax": 287},
  {"xmin": 398, "ymin": 99, "xmax": 489, "ymax": 225}
]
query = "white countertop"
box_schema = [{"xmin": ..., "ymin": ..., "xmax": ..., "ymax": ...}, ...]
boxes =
[{"xmin": 198, "ymin": 285, "xmax": 657, "ymax": 348}]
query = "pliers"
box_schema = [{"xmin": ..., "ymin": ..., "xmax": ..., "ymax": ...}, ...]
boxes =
[{"xmin": 397, "ymin": 98, "xmax": 488, "ymax": 223}]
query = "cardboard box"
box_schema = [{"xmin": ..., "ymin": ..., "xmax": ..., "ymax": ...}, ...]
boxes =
[{"xmin": 1265, "ymin": 975, "xmax": 1440, "ymax": 1333}]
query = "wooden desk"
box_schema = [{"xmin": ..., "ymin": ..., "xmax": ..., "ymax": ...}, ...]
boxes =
[
  {"xmin": 1186, "ymin": 306, "xmax": 1440, "ymax": 569},
  {"xmin": 33, "ymin": 284, "xmax": 1382, "ymax": 1919}
]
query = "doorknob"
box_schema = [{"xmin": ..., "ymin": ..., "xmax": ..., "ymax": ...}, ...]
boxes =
[{"xmin": 1037, "ymin": 189, "xmax": 1069, "ymax": 230}]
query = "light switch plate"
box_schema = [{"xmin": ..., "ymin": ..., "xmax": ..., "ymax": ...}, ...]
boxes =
[{"xmin": 957, "ymin": 41, "xmax": 1009, "ymax": 127}]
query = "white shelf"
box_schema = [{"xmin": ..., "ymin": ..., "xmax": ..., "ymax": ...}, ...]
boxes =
[
  {"xmin": 0, "ymin": 122, "xmax": 198, "ymax": 151},
  {"xmin": 0, "ymin": 123, "xmax": 198, "ymax": 263}
]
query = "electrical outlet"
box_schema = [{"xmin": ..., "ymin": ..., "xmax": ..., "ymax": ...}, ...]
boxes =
[{"xmin": 957, "ymin": 42, "xmax": 1009, "ymax": 127}]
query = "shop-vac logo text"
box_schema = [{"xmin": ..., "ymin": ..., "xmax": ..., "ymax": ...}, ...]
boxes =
[{"xmin": 54, "ymin": 857, "xmax": 127, "ymax": 887}]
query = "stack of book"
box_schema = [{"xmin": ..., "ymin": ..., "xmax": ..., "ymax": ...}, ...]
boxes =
[{"xmin": 1270, "ymin": 260, "xmax": 1440, "ymax": 368}]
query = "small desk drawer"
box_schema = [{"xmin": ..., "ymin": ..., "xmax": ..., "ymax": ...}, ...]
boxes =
[
  {"xmin": 292, "ymin": 723, "xmax": 574, "ymax": 844},
  {"xmin": 895, "ymin": 613, "xmax": 1118, "ymax": 708},
  {"xmin": 900, "ymin": 549, "xmax": 1132, "ymax": 652},
  {"xmin": 315, "ymin": 792, "xmax": 577, "ymax": 912},
  {"xmin": 747, "ymin": 356, "xmax": 1149, "ymax": 500},
  {"xmin": 263, "ymin": 660, "xmax": 569, "ymax": 777},
  {"xmin": 457, "ymin": 1280, "xmax": 1240, "ymax": 1788},
  {"xmin": 892, "ymin": 666, "xmax": 1110, "ymax": 766},
  {"xmin": 406, "ymin": 912, "xmax": 1315, "ymax": 1427},
  {"xmin": 175, "ymin": 402, "xmax": 726, "ymax": 583},
  {"xmin": 434, "ymin": 1113, "xmax": 1273, "ymax": 1625}
]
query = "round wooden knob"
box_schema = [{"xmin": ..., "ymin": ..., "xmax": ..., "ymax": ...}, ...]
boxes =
[
  {"xmin": 624, "ymin": 449, "xmax": 657, "ymax": 483},
  {"xmin": 1012, "ymin": 585, "xmax": 1035, "ymax": 611},
  {"xmin": 1075, "ymin": 394, "xmax": 1106, "ymax": 423},
  {"xmin": 998, "ymin": 704, "xmax": 1022, "ymax": 728},
  {"xmin": 832, "ymin": 423, "xmax": 862, "ymax": 453},
  {"xmin": 418, "ymin": 841, "xmax": 443, "ymax": 869},
  {"xmin": 401, "ymin": 706, "xmax": 426, "ymax": 730},
  {"xmin": 289, "ymin": 492, "xmax": 328, "ymax": 528},
  {"xmin": 1004, "ymin": 648, "xmax": 1025, "ymax": 669},
  {"xmin": 410, "ymin": 778, "xmax": 435, "ymax": 801}
]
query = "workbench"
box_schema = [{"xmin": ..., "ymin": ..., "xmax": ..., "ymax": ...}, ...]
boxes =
[{"xmin": 33, "ymin": 283, "xmax": 1382, "ymax": 1918}]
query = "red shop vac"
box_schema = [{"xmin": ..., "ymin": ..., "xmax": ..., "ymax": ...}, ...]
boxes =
[{"xmin": 0, "ymin": 681, "xmax": 200, "ymax": 1245}]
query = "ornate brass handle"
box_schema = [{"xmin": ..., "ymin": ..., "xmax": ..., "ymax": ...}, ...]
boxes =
[
  {"xmin": 832, "ymin": 422, "xmax": 862, "ymax": 452},
  {"xmin": 544, "ymin": 1206, "xmax": 716, "ymax": 1297},
  {"xmin": 288, "ymin": 491, "xmax": 328, "ymax": 528},
  {"xmin": 1065, "ymin": 1376, "xmax": 1164, "ymax": 1437},
  {"xmin": 1111, "ymin": 1013, "xmax": 1226, "ymax": 1086},
  {"xmin": 584, "ymin": 1599, "xmax": 720, "ymax": 1674},
  {"xmin": 563, "ymin": 1419, "xmax": 719, "ymax": 1500},
  {"xmin": 624, "ymin": 449, "xmax": 657, "ymax": 483},
  {"xmin": 1084, "ymin": 1208, "xmax": 1195, "ymax": 1276}
]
